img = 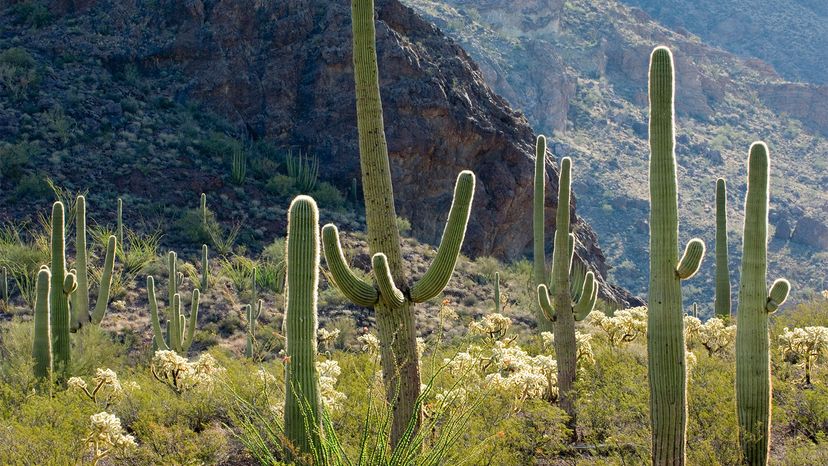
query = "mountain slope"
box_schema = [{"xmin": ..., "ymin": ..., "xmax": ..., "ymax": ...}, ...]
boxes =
[{"xmin": 406, "ymin": 0, "xmax": 828, "ymax": 312}]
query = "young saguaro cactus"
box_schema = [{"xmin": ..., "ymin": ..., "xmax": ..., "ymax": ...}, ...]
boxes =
[
  {"xmin": 147, "ymin": 251, "xmax": 200, "ymax": 353},
  {"xmin": 318, "ymin": 0, "xmax": 477, "ymax": 449},
  {"xmin": 71, "ymin": 195, "xmax": 117, "ymax": 330},
  {"xmin": 201, "ymin": 244, "xmax": 209, "ymax": 291},
  {"xmin": 735, "ymin": 142, "xmax": 790, "ymax": 466},
  {"xmin": 32, "ymin": 266, "xmax": 52, "ymax": 380},
  {"xmin": 116, "ymin": 197, "xmax": 124, "ymax": 255},
  {"xmin": 535, "ymin": 156, "xmax": 599, "ymax": 435},
  {"xmin": 49, "ymin": 201, "xmax": 78, "ymax": 380},
  {"xmin": 715, "ymin": 179, "xmax": 732, "ymax": 318},
  {"xmin": 284, "ymin": 196, "xmax": 323, "ymax": 459},
  {"xmin": 647, "ymin": 47, "xmax": 706, "ymax": 466}
]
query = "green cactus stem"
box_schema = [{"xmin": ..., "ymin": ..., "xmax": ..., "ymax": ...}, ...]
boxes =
[
  {"xmin": 735, "ymin": 142, "xmax": 790, "ymax": 466},
  {"xmin": 319, "ymin": 0, "xmax": 478, "ymax": 448},
  {"xmin": 70, "ymin": 196, "xmax": 117, "ymax": 330},
  {"xmin": 647, "ymin": 46, "xmax": 705, "ymax": 466},
  {"xmin": 201, "ymin": 244, "xmax": 209, "ymax": 291},
  {"xmin": 245, "ymin": 300, "xmax": 263, "ymax": 359},
  {"xmin": 33, "ymin": 267, "xmax": 52, "ymax": 380},
  {"xmin": 494, "ymin": 272, "xmax": 501, "ymax": 313},
  {"xmin": 201, "ymin": 193, "xmax": 207, "ymax": 226},
  {"xmin": 116, "ymin": 198, "xmax": 124, "ymax": 255},
  {"xmin": 147, "ymin": 251, "xmax": 200, "ymax": 354},
  {"xmin": 715, "ymin": 179, "xmax": 732, "ymax": 318},
  {"xmin": 284, "ymin": 195, "xmax": 323, "ymax": 459},
  {"xmin": 534, "ymin": 155, "xmax": 598, "ymax": 435},
  {"xmin": 532, "ymin": 135, "xmax": 554, "ymax": 332},
  {"xmin": 49, "ymin": 202, "xmax": 77, "ymax": 381},
  {"xmin": 1, "ymin": 266, "xmax": 8, "ymax": 304}
]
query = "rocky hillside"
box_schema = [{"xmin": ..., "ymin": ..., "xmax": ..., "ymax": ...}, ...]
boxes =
[
  {"xmin": 0, "ymin": 1, "xmax": 643, "ymax": 305},
  {"xmin": 406, "ymin": 0, "xmax": 828, "ymax": 311}
]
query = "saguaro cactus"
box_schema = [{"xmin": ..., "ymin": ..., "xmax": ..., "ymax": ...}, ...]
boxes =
[
  {"xmin": 647, "ymin": 47, "xmax": 706, "ymax": 466},
  {"xmin": 319, "ymin": 0, "xmax": 476, "ymax": 448},
  {"xmin": 147, "ymin": 251, "xmax": 200, "ymax": 353},
  {"xmin": 201, "ymin": 244, "xmax": 209, "ymax": 291},
  {"xmin": 284, "ymin": 196, "xmax": 322, "ymax": 459},
  {"xmin": 71, "ymin": 195, "xmax": 117, "ymax": 330},
  {"xmin": 532, "ymin": 136, "xmax": 554, "ymax": 332},
  {"xmin": 735, "ymin": 142, "xmax": 790, "ymax": 466},
  {"xmin": 715, "ymin": 179, "xmax": 732, "ymax": 318},
  {"xmin": 49, "ymin": 202, "xmax": 77, "ymax": 380},
  {"xmin": 535, "ymin": 156, "xmax": 599, "ymax": 436},
  {"xmin": 493, "ymin": 272, "xmax": 501, "ymax": 313},
  {"xmin": 33, "ymin": 267, "xmax": 52, "ymax": 380},
  {"xmin": 117, "ymin": 198, "xmax": 124, "ymax": 254}
]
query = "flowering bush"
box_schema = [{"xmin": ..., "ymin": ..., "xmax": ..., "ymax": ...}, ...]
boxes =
[
  {"xmin": 84, "ymin": 411, "xmax": 136, "ymax": 464},
  {"xmin": 151, "ymin": 351, "xmax": 225, "ymax": 393},
  {"xmin": 778, "ymin": 326, "xmax": 828, "ymax": 384},
  {"xmin": 586, "ymin": 307, "xmax": 647, "ymax": 347}
]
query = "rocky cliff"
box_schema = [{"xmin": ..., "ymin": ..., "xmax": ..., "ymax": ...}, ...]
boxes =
[{"xmin": 0, "ymin": 0, "xmax": 638, "ymax": 304}]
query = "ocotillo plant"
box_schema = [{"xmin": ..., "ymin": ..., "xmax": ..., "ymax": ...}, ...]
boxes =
[
  {"xmin": 647, "ymin": 47, "xmax": 706, "ymax": 466},
  {"xmin": 32, "ymin": 266, "xmax": 52, "ymax": 380},
  {"xmin": 533, "ymin": 135, "xmax": 554, "ymax": 332},
  {"xmin": 535, "ymin": 156, "xmax": 599, "ymax": 436},
  {"xmin": 284, "ymin": 196, "xmax": 322, "ymax": 459},
  {"xmin": 147, "ymin": 251, "xmax": 200, "ymax": 353},
  {"xmin": 321, "ymin": 0, "xmax": 476, "ymax": 448},
  {"xmin": 49, "ymin": 201, "xmax": 78, "ymax": 380},
  {"xmin": 71, "ymin": 195, "xmax": 117, "ymax": 330},
  {"xmin": 735, "ymin": 142, "xmax": 790, "ymax": 466},
  {"xmin": 715, "ymin": 179, "xmax": 732, "ymax": 318},
  {"xmin": 245, "ymin": 300, "xmax": 263, "ymax": 359}
]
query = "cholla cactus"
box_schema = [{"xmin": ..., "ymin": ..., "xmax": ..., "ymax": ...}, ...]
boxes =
[
  {"xmin": 688, "ymin": 318, "xmax": 736, "ymax": 357},
  {"xmin": 358, "ymin": 333, "xmax": 380, "ymax": 354},
  {"xmin": 778, "ymin": 327, "xmax": 828, "ymax": 385},
  {"xmin": 84, "ymin": 412, "xmax": 137, "ymax": 464},
  {"xmin": 469, "ymin": 313, "xmax": 512, "ymax": 342},
  {"xmin": 150, "ymin": 350, "xmax": 224, "ymax": 393},
  {"xmin": 587, "ymin": 307, "xmax": 648, "ymax": 347},
  {"xmin": 317, "ymin": 359, "xmax": 347, "ymax": 413},
  {"xmin": 67, "ymin": 368, "xmax": 123, "ymax": 407},
  {"xmin": 318, "ymin": 327, "xmax": 341, "ymax": 353}
]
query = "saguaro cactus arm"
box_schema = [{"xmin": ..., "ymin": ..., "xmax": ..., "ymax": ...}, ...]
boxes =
[
  {"xmin": 147, "ymin": 276, "xmax": 170, "ymax": 351},
  {"xmin": 372, "ymin": 253, "xmax": 406, "ymax": 308},
  {"xmin": 676, "ymin": 239, "xmax": 705, "ymax": 279},
  {"xmin": 321, "ymin": 224, "xmax": 378, "ymax": 307},
  {"xmin": 33, "ymin": 267, "xmax": 52, "ymax": 379},
  {"xmin": 537, "ymin": 284, "xmax": 556, "ymax": 322},
  {"xmin": 72, "ymin": 195, "xmax": 90, "ymax": 330},
  {"xmin": 533, "ymin": 135, "xmax": 548, "ymax": 287},
  {"xmin": 182, "ymin": 289, "xmax": 200, "ymax": 352},
  {"xmin": 91, "ymin": 235, "xmax": 117, "ymax": 325},
  {"xmin": 766, "ymin": 279, "xmax": 790, "ymax": 313},
  {"xmin": 573, "ymin": 271, "xmax": 598, "ymax": 321},
  {"xmin": 410, "ymin": 170, "xmax": 476, "ymax": 303},
  {"xmin": 715, "ymin": 178, "xmax": 732, "ymax": 317}
]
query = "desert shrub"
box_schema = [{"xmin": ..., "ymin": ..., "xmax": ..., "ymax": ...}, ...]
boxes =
[
  {"xmin": 0, "ymin": 140, "xmax": 37, "ymax": 183},
  {"xmin": 172, "ymin": 207, "xmax": 221, "ymax": 246},
  {"xmin": 265, "ymin": 173, "xmax": 298, "ymax": 198},
  {"xmin": 0, "ymin": 47, "xmax": 38, "ymax": 100},
  {"xmin": 311, "ymin": 181, "xmax": 346, "ymax": 211},
  {"xmin": 9, "ymin": 1, "xmax": 52, "ymax": 28}
]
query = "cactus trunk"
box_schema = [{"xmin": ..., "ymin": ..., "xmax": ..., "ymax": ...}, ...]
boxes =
[
  {"xmin": 284, "ymin": 196, "xmax": 322, "ymax": 460},
  {"xmin": 33, "ymin": 267, "xmax": 52, "ymax": 380},
  {"xmin": 736, "ymin": 142, "xmax": 789, "ymax": 466},
  {"xmin": 71, "ymin": 196, "xmax": 89, "ymax": 330},
  {"xmin": 715, "ymin": 179, "xmax": 732, "ymax": 318},
  {"xmin": 646, "ymin": 47, "xmax": 705, "ymax": 465},
  {"xmin": 49, "ymin": 202, "xmax": 75, "ymax": 380}
]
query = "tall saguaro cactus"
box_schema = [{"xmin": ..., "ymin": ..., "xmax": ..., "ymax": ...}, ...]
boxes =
[
  {"xmin": 71, "ymin": 195, "xmax": 117, "ymax": 330},
  {"xmin": 49, "ymin": 202, "xmax": 78, "ymax": 380},
  {"xmin": 715, "ymin": 179, "xmax": 732, "ymax": 318},
  {"xmin": 647, "ymin": 47, "xmax": 706, "ymax": 466},
  {"xmin": 533, "ymin": 136, "xmax": 554, "ymax": 332},
  {"xmin": 535, "ymin": 156, "xmax": 598, "ymax": 436},
  {"xmin": 33, "ymin": 267, "xmax": 52, "ymax": 380},
  {"xmin": 735, "ymin": 142, "xmax": 790, "ymax": 466},
  {"xmin": 319, "ymin": 0, "xmax": 476, "ymax": 448},
  {"xmin": 284, "ymin": 196, "xmax": 323, "ymax": 459},
  {"xmin": 147, "ymin": 250, "xmax": 200, "ymax": 353}
]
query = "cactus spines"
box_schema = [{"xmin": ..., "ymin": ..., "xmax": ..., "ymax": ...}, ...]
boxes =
[
  {"xmin": 245, "ymin": 299, "xmax": 263, "ymax": 359},
  {"xmin": 735, "ymin": 142, "xmax": 790, "ymax": 465},
  {"xmin": 647, "ymin": 46, "xmax": 705, "ymax": 465},
  {"xmin": 284, "ymin": 195, "xmax": 322, "ymax": 458},
  {"xmin": 49, "ymin": 201, "xmax": 75, "ymax": 379},
  {"xmin": 320, "ymin": 0, "xmax": 478, "ymax": 448},
  {"xmin": 533, "ymin": 155, "xmax": 598, "ymax": 435},
  {"xmin": 715, "ymin": 179, "xmax": 732, "ymax": 317},
  {"xmin": 147, "ymin": 252, "xmax": 200, "ymax": 353},
  {"xmin": 33, "ymin": 267, "xmax": 52, "ymax": 380}
]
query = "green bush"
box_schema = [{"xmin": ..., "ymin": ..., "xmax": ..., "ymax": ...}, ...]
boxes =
[
  {"xmin": 265, "ymin": 173, "xmax": 298, "ymax": 198},
  {"xmin": 0, "ymin": 141, "xmax": 37, "ymax": 183},
  {"xmin": 311, "ymin": 181, "xmax": 346, "ymax": 211}
]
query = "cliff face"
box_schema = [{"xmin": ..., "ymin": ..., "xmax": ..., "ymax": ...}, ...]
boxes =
[{"xmin": 8, "ymin": 0, "xmax": 637, "ymax": 303}]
